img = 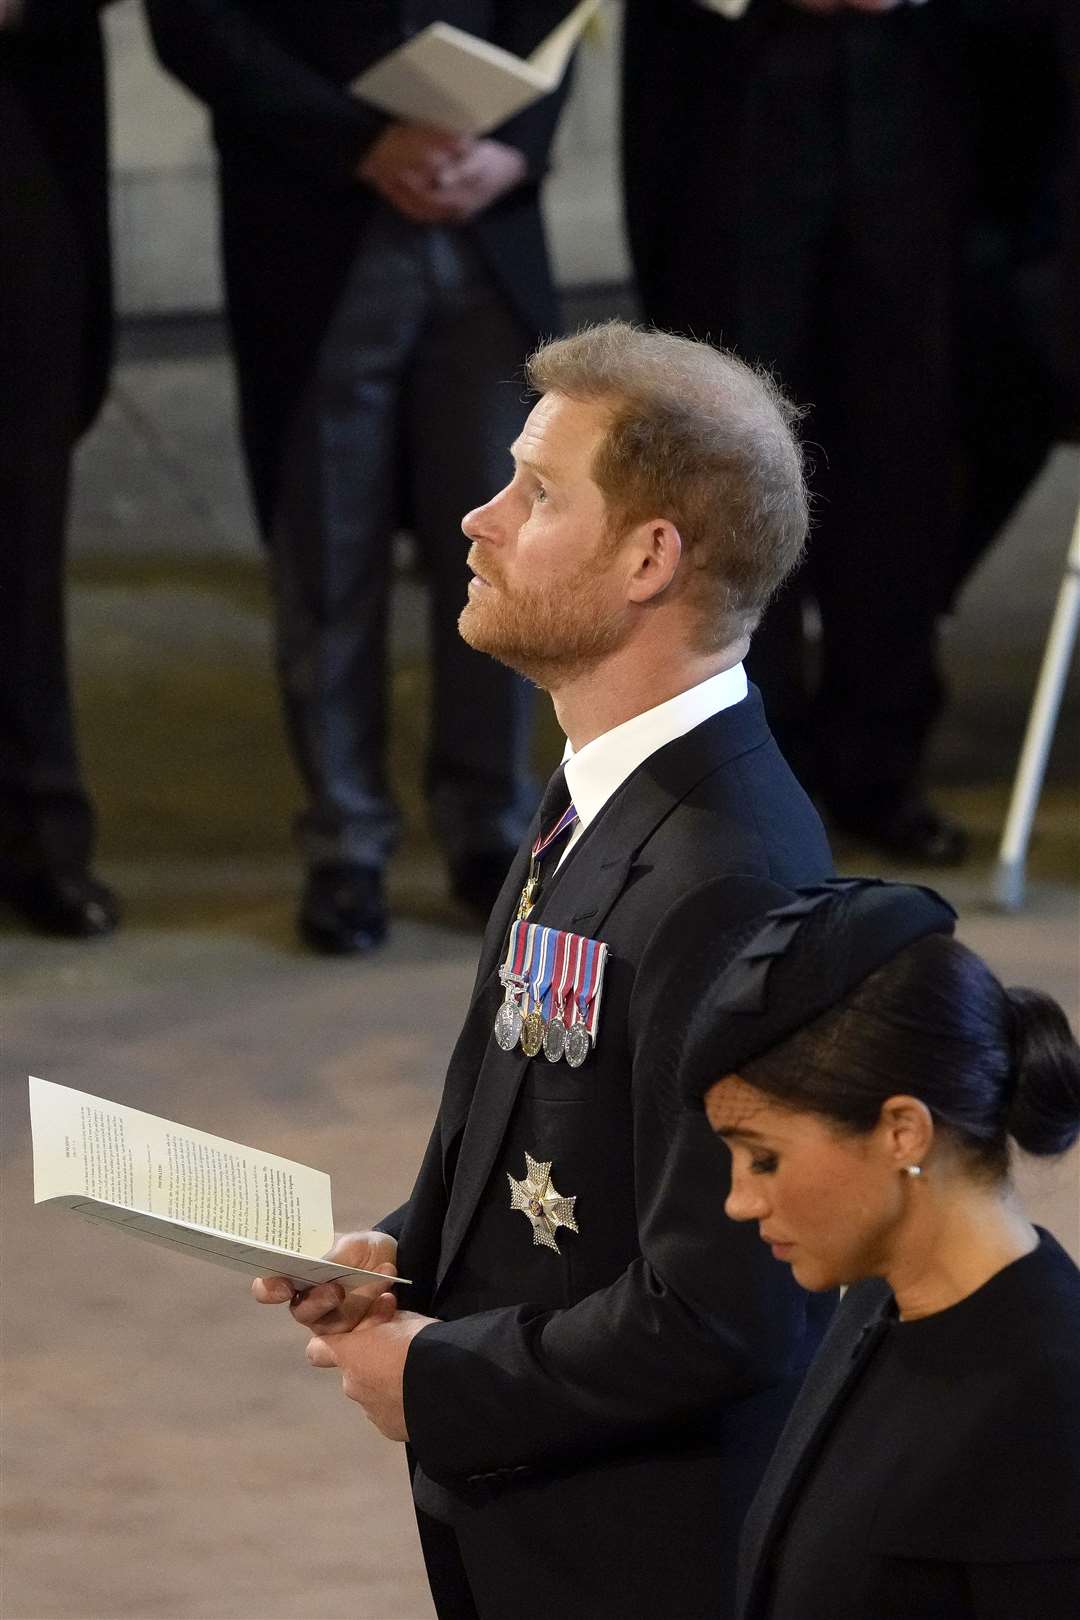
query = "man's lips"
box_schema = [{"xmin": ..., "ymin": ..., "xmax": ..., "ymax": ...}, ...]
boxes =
[
  {"xmin": 466, "ymin": 552, "xmax": 492, "ymax": 589},
  {"xmin": 761, "ymin": 1232, "xmax": 794, "ymax": 1255},
  {"xmin": 466, "ymin": 547, "xmax": 501, "ymax": 590}
]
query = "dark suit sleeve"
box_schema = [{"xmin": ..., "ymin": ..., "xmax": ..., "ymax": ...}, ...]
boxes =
[
  {"xmin": 403, "ymin": 893, "xmax": 825, "ymax": 1482},
  {"xmin": 406, "ymin": 1188, "xmax": 817, "ymax": 1482},
  {"xmin": 486, "ymin": 0, "xmax": 579, "ymax": 179},
  {"xmin": 376, "ymin": 1202, "xmax": 409, "ymax": 1242},
  {"xmin": 144, "ymin": 0, "xmax": 387, "ymax": 187}
]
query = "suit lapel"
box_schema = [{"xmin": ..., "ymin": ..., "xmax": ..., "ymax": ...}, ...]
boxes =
[
  {"xmin": 435, "ymin": 691, "xmax": 772, "ymax": 1294},
  {"xmin": 432, "ymin": 830, "xmax": 635, "ymax": 1295},
  {"xmin": 737, "ymin": 1282, "xmax": 892, "ymax": 1619},
  {"xmin": 469, "ymin": 836, "xmax": 534, "ymax": 998}
]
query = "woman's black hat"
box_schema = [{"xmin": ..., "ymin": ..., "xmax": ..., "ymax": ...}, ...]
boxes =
[{"xmin": 631, "ymin": 877, "xmax": 957, "ymax": 1119}]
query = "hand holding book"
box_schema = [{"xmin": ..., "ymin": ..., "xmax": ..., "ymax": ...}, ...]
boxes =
[
  {"xmin": 253, "ymin": 1228, "xmax": 399, "ymax": 1332},
  {"xmin": 29, "ymin": 1075, "xmax": 409, "ymax": 1293},
  {"xmin": 351, "ymin": 1, "xmax": 600, "ymax": 137},
  {"xmin": 358, "ymin": 124, "xmax": 526, "ymax": 225}
]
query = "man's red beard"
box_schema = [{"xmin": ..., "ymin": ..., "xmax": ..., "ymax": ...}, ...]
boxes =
[{"xmin": 458, "ymin": 544, "xmax": 627, "ymax": 689}]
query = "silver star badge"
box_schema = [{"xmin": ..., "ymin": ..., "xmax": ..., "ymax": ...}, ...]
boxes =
[{"xmin": 507, "ymin": 1153, "xmax": 579, "ymax": 1254}]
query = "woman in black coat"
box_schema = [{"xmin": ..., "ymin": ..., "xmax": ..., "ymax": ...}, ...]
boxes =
[{"xmin": 636, "ymin": 875, "xmax": 1080, "ymax": 1620}]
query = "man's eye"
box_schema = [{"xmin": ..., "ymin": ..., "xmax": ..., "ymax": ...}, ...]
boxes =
[
  {"xmin": 533, "ymin": 485, "xmax": 548, "ymax": 503},
  {"xmin": 749, "ymin": 1154, "xmax": 778, "ymax": 1175}
]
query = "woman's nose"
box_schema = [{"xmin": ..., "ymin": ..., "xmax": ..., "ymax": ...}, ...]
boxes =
[{"xmin": 725, "ymin": 1173, "xmax": 768, "ymax": 1223}]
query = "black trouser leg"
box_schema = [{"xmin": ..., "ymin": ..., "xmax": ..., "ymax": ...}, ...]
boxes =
[
  {"xmin": 415, "ymin": 1509, "xmax": 480, "ymax": 1620},
  {"xmin": 0, "ymin": 79, "xmax": 95, "ymax": 881},
  {"xmin": 267, "ymin": 212, "xmax": 435, "ymax": 869}
]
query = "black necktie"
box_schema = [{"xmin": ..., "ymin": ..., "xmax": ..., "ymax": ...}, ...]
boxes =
[
  {"xmin": 516, "ymin": 764, "xmax": 578, "ymax": 919},
  {"xmin": 536, "ymin": 764, "xmax": 570, "ymax": 836}
]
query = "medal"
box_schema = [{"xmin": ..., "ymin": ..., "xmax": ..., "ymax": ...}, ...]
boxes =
[
  {"xmin": 542, "ymin": 930, "xmax": 575, "ymax": 1063},
  {"xmin": 563, "ymin": 937, "xmax": 608, "ymax": 1066},
  {"xmin": 521, "ymin": 1006, "xmax": 545, "ymax": 1057},
  {"xmin": 521, "ymin": 925, "xmax": 557, "ymax": 1059},
  {"xmin": 542, "ymin": 1011, "xmax": 567, "ymax": 1063},
  {"xmin": 507, "ymin": 1152, "xmax": 579, "ymax": 1253},
  {"xmin": 494, "ymin": 998, "xmax": 524, "ymax": 1052},
  {"xmin": 493, "ymin": 938, "xmax": 532, "ymax": 1051},
  {"xmin": 515, "ymin": 864, "xmax": 540, "ymax": 923},
  {"xmin": 565, "ymin": 1015, "xmax": 591, "ymax": 1069},
  {"xmin": 494, "ymin": 920, "xmax": 608, "ymax": 1067}
]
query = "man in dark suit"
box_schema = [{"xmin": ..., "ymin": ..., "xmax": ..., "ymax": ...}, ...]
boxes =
[
  {"xmin": 257, "ymin": 322, "xmax": 836, "ymax": 1619},
  {"xmin": 146, "ymin": 1, "xmax": 579, "ymax": 953},
  {"xmin": 622, "ymin": 0, "xmax": 1073, "ymax": 868},
  {"xmin": 0, "ymin": 0, "xmax": 119, "ymax": 937}
]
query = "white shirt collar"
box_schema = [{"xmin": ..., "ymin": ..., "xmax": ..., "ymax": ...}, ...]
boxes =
[{"xmin": 561, "ymin": 664, "xmax": 747, "ymax": 839}]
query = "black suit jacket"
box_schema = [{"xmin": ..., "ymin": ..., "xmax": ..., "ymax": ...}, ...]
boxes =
[
  {"xmin": 0, "ymin": 0, "xmax": 113, "ymax": 443},
  {"xmin": 387, "ymin": 690, "xmax": 836, "ymax": 1619},
  {"xmin": 737, "ymin": 1232, "xmax": 1080, "ymax": 1620},
  {"xmin": 621, "ymin": 0, "xmax": 1074, "ymax": 597},
  {"xmin": 146, "ymin": 0, "xmax": 574, "ymax": 531}
]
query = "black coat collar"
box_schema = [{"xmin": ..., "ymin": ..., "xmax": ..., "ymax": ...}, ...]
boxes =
[{"xmin": 736, "ymin": 1280, "xmax": 892, "ymax": 1620}]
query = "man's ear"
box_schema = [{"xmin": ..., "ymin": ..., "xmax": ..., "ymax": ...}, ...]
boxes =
[{"xmin": 623, "ymin": 518, "xmax": 683, "ymax": 604}]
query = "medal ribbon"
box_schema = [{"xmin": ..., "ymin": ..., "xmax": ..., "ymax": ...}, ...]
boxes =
[
  {"xmin": 517, "ymin": 799, "xmax": 579, "ymax": 921},
  {"xmin": 551, "ymin": 930, "xmax": 581, "ymax": 1025},
  {"xmin": 542, "ymin": 929, "xmax": 572, "ymax": 1022},
  {"xmin": 529, "ymin": 925, "xmax": 559, "ymax": 1019},
  {"xmin": 503, "ymin": 919, "xmax": 531, "ymax": 983},
  {"xmin": 574, "ymin": 936, "xmax": 608, "ymax": 1041},
  {"xmin": 532, "ymin": 801, "xmax": 578, "ymax": 861},
  {"xmin": 517, "ymin": 923, "xmax": 541, "ymax": 1011}
]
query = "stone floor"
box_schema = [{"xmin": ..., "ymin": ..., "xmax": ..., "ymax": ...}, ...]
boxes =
[{"xmin": 1, "ymin": 318, "xmax": 1078, "ymax": 1620}]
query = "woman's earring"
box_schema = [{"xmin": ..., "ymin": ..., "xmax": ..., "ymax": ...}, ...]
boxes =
[{"xmin": 904, "ymin": 1164, "xmax": 923, "ymax": 1178}]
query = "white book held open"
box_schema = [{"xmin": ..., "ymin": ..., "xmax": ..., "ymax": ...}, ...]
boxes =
[
  {"xmin": 351, "ymin": 0, "xmax": 599, "ymax": 136},
  {"xmin": 29, "ymin": 1075, "xmax": 407, "ymax": 1290}
]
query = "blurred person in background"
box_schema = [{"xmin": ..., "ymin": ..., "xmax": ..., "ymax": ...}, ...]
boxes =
[
  {"xmin": 648, "ymin": 873, "xmax": 1080, "ymax": 1619},
  {"xmin": 146, "ymin": 1, "xmax": 582, "ymax": 956},
  {"xmin": 0, "ymin": 0, "xmax": 119, "ymax": 938},
  {"xmin": 623, "ymin": 0, "xmax": 1077, "ymax": 867}
]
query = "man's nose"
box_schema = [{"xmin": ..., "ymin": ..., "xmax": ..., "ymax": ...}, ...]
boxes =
[{"xmin": 462, "ymin": 483, "xmax": 511, "ymax": 543}]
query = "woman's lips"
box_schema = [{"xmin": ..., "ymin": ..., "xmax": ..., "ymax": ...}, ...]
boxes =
[{"xmin": 762, "ymin": 1233, "xmax": 794, "ymax": 1258}]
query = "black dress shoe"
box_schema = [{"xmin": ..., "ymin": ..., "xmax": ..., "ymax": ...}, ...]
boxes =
[
  {"xmin": 831, "ymin": 798, "xmax": 970, "ymax": 867},
  {"xmin": 299, "ymin": 862, "xmax": 387, "ymax": 955},
  {"xmin": 1, "ymin": 869, "xmax": 121, "ymax": 938},
  {"xmin": 449, "ymin": 849, "xmax": 516, "ymax": 921}
]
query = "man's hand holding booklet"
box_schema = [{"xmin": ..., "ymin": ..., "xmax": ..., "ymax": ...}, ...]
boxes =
[{"xmin": 28, "ymin": 1074, "xmax": 407, "ymax": 1293}]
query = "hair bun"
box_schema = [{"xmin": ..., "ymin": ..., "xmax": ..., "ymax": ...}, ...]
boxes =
[{"xmin": 1005, "ymin": 987, "xmax": 1080, "ymax": 1157}]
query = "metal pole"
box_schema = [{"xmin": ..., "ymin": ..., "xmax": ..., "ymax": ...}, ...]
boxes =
[{"xmin": 993, "ymin": 499, "xmax": 1080, "ymax": 910}]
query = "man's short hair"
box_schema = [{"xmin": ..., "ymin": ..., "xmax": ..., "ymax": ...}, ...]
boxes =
[{"xmin": 526, "ymin": 321, "xmax": 809, "ymax": 649}]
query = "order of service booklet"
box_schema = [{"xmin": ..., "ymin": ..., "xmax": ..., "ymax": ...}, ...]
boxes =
[
  {"xmin": 351, "ymin": 0, "xmax": 599, "ymax": 136},
  {"xmin": 28, "ymin": 1075, "xmax": 407, "ymax": 1290}
]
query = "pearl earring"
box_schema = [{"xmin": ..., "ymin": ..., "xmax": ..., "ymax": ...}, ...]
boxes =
[{"xmin": 904, "ymin": 1164, "xmax": 923, "ymax": 1178}]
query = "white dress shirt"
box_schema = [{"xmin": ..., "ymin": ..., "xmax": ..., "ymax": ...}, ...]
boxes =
[{"xmin": 557, "ymin": 663, "xmax": 748, "ymax": 865}]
